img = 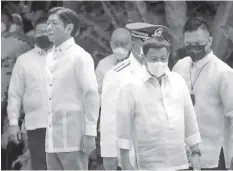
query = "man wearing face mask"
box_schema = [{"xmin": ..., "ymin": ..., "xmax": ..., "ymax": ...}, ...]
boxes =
[
  {"xmin": 96, "ymin": 28, "xmax": 132, "ymax": 95},
  {"xmin": 100, "ymin": 23, "xmax": 166, "ymax": 170},
  {"xmin": 116, "ymin": 34, "xmax": 201, "ymax": 170},
  {"xmin": 7, "ymin": 17, "xmax": 53, "ymax": 170},
  {"xmin": 173, "ymin": 18, "xmax": 233, "ymax": 170}
]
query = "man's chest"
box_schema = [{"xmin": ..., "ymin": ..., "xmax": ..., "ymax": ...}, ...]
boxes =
[
  {"xmin": 134, "ymin": 81, "xmax": 184, "ymax": 122},
  {"xmin": 178, "ymin": 64, "xmax": 221, "ymax": 97}
]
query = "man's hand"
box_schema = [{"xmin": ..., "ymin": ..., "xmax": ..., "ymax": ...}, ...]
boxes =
[
  {"xmin": 9, "ymin": 125, "xmax": 21, "ymax": 145},
  {"xmin": 81, "ymin": 135, "xmax": 96, "ymax": 154},
  {"xmin": 103, "ymin": 157, "xmax": 118, "ymax": 170},
  {"xmin": 190, "ymin": 154, "xmax": 201, "ymax": 171}
]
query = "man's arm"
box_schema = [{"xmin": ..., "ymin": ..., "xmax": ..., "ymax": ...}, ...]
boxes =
[
  {"xmin": 116, "ymin": 83, "xmax": 135, "ymax": 169},
  {"xmin": 182, "ymin": 78, "xmax": 201, "ymax": 170},
  {"xmin": 7, "ymin": 57, "xmax": 25, "ymax": 144},
  {"xmin": 75, "ymin": 52, "xmax": 100, "ymax": 137},
  {"xmin": 7, "ymin": 57, "xmax": 25, "ymax": 126},
  {"xmin": 100, "ymin": 72, "xmax": 119, "ymax": 158},
  {"xmin": 183, "ymin": 82, "xmax": 201, "ymax": 147},
  {"xmin": 220, "ymin": 68, "xmax": 233, "ymax": 169}
]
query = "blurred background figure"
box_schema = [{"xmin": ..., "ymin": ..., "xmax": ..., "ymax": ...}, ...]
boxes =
[
  {"xmin": 221, "ymin": 16, "xmax": 233, "ymax": 68},
  {"xmin": 9, "ymin": 13, "xmax": 24, "ymax": 34}
]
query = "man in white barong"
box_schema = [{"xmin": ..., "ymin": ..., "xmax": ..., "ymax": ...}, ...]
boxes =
[{"xmin": 116, "ymin": 34, "xmax": 202, "ymax": 170}]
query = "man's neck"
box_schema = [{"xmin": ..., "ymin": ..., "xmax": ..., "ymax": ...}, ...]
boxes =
[{"xmin": 55, "ymin": 36, "xmax": 72, "ymax": 47}]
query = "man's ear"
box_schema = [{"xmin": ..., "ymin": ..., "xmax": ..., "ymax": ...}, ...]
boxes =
[
  {"xmin": 208, "ymin": 36, "xmax": 213, "ymax": 46},
  {"xmin": 65, "ymin": 23, "xmax": 74, "ymax": 35}
]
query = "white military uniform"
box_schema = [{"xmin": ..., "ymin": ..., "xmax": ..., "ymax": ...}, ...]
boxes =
[
  {"xmin": 95, "ymin": 54, "xmax": 118, "ymax": 95},
  {"xmin": 100, "ymin": 53, "xmax": 143, "ymax": 168}
]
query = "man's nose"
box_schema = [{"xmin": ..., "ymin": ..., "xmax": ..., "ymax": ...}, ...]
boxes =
[{"xmin": 47, "ymin": 24, "xmax": 52, "ymax": 32}]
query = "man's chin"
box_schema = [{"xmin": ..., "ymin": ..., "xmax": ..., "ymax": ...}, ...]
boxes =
[{"xmin": 48, "ymin": 37, "xmax": 55, "ymax": 43}]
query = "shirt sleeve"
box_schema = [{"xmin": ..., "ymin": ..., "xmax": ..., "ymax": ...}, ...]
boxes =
[
  {"xmin": 220, "ymin": 68, "xmax": 233, "ymax": 119},
  {"xmin": 7, "ymin": 57, "xmax": 25, "ymax": 126},
  {"xmin": 116, "ymin": 83, "xmax": 135, "ymax": 150},
  {"xmin": 220, "ymin": 68, "xmax": 233, "ymax": 168},
  {"xmin": 100, "ymin": 72, "xmax": 119, "ymax": 157},
  {"xmin": 182, "ymin": 78, "xmax": 201, "ymax": 147},
  {"xmin": 75, "ymin": 52, "xmax": 100, "ymax": 136}
]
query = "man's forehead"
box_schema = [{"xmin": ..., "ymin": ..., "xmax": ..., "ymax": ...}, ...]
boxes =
[
  {"xmin": 111, "ymin": 29, "xmax": 131, "ymax": 41},
  {"xmin": 48, "ymin": 14, "xmax": 61, "ymax": 22},
  {"xmin": 36, "ymin": 23, "xmax": 47, "ymax": 30},
  {"xmin": 112, "ymin": 34, "xmax": 130, "ymax": 42},
  {"xmin": 184, "ymin": 29, "xmax": 209, "ymax": 42}
]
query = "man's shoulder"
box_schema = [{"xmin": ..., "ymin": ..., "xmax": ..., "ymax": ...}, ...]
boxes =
[
  {"xmin": 70, "ymin": 44, "xmax": 93, "ymax": 60},
  {"xmin": 211, "ymin": 54, "xmax": 232, "ymax": 71},
  {"xmin": 174, "ymin": 56, "xmax": 192, "ymax": 67},
  {"xmin": 17, "ymin": 48, "xmax": 37, "ymax": 61},
  {"xmin": 113, "ymin": 59, "xmax": 131, "ymax": 72},
  {"xmin": 98, "ymin": 54, "xmax": 115, "ymax": 66},
  {"xmin": 104, "ymin": 59, "xmax": 131, "ymax": 82}
]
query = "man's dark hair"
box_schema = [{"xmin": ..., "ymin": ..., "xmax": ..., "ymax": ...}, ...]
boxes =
[
  {"xmin": 143, "ymin": 36, "xmax": 170, "ymax": 56},
  {"xmin": 183, "ymin": 18, "xmax": 212, "ymax": 36},
  {"xmin": 48, "ymin": 7, "xmax": 79, "ymax": 37},
  {"xmin": 34, "ymin": 17, "xmax": 48, "ymax": 28}
]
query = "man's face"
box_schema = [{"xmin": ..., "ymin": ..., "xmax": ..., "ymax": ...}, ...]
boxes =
[
  {"xmin": 184, "ymin": 29, "xmax": 212, "ymax": 54},
  {"xmin": 110, "ymin": 30, "xmax": 131, "ymax": 60},
  {"xmin": 35, "ymin": 23, "xmax": 48, "ymax": 37},
  {"xmin": 145, "ymin": 47, "xmax": 169, "ymax": 63},
  {"xmin": 47, "ymin": 14, "xmax": 72, "ymax": 43},
  {"xmin": 184, "ymin": 29, "xmax": 213, "ymax": 61}
]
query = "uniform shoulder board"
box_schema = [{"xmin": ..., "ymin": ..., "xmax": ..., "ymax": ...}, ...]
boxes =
[{"xmin": 114, "ymin": 59, "xmax": 131, "ymax": 72}]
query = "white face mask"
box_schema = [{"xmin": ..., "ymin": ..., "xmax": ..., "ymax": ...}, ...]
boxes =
[
  {"xmin": 1, "ymin": 22, "xmax": 6, "ymax": 33},
  {"xmin": 113, "ymin": 47, "xmax": 129, "ymax": 60},
  {"xmin": 147, "ymin": 62, "xmax": 168, "ymax": 77}
]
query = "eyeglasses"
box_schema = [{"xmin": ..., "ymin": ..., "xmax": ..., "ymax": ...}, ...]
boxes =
[{"xmin": 185, "ymin": 40, "xmax": 209, "ymax": 51}]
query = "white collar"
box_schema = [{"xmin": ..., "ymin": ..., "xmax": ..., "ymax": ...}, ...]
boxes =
[
  {"xmin": 53, "ymin": 37, "xmax": 75, "ymax": 53},
  {"xmin": 34, "ymin": 45, "xmax": 52, "ymax": 56}
]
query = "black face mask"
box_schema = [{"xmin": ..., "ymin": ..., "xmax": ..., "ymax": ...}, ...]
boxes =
[
  {"xmin": 35, "ymin": 35, "xmax": 53, "ymax": 50},
  {"xmin": 185, "ymin": 44, "xmax": 208, "ymax": 62}
]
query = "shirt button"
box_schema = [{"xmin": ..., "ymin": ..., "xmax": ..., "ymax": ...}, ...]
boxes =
[
  {"xmin": 49, "ymin": 125, "xmax": 51, "ymax": 127},
  {"xmin": 49, "ymin": 98, "xmax": 52, "ymax": 100},
  {"xmin": 50, "ymin": 84, "xmax": 52, "ymax": 87}
]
